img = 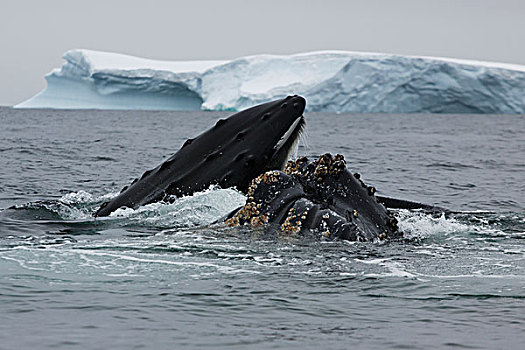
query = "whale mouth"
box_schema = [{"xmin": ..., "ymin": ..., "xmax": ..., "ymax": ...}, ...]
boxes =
[{"xmin": 267, "ymin": 115, "xmax": 306, "ymax": 171}]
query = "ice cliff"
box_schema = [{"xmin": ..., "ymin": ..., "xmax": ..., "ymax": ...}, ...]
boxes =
[{"xmin": 16, "ymin": 49, "xmax": 525, "ymax": 113}]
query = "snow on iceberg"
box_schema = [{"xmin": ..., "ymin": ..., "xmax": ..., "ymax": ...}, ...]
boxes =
[{"xmin": 16, "ymin": 49, "xmax": 525, "ymax": 113}]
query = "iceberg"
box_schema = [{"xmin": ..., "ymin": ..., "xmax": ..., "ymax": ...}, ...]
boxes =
[{"xmin": 16, "ymin": 49, "xmax": 525, "ymax": 113}]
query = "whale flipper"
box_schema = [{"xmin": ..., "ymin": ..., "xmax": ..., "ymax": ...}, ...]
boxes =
[{"xmin": 375, "ymin": 196, "xmax": 447, "ymax": 213}]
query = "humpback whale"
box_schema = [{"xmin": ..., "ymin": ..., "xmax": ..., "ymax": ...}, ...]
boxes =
[
  {"xmin": 95, "ymin": 95, "xmax": 438, "ymax": 241},
  {"xmin": 225, "ymin": 154, "xmax": 400, "ymax": 241},
  {"xmin": 95, "ymin": 95, "xmax": 307, "ymax": 217}
]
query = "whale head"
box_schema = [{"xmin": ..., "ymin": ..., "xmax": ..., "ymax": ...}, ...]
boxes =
[{"xmin": 94, "ymin": 95, "xmax": 306, "ymax": 216}]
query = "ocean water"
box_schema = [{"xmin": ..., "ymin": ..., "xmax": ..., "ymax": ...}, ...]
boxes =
[{"xmin": 0, "ymin": 107, "xmax": 523, "ymax": 349}]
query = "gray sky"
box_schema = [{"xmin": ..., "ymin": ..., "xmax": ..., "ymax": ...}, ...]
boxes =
[{"xmin": 1, "ymin": 0, "xmax": 524, "ymax": 105}]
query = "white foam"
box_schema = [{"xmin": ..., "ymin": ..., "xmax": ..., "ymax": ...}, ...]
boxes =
[
  {"xmin": 396, "ymin": 210, "xmax": 472, "ymax": 238},
  {"xmin": 109, "ymin": 186, "xmax": 246, "ymax": 228}
]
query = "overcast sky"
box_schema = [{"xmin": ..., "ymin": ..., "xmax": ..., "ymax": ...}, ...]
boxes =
[{"xmin": 1, "ymin": 0, "xmax": 524, "ymax": 105}]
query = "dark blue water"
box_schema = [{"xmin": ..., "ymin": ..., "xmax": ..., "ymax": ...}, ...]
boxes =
[{"xmin": 0, "ymin": 107, "xmax": 524, "ymax": 349}]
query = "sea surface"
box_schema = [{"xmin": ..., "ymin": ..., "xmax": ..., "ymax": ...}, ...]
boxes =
[{"xmin": 0, "ymin": 107, "xmax": 523, "ymax": 349}]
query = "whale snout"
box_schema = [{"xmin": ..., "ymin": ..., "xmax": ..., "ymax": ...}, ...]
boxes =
[{"xmin": 286, "ymin": 95, "xmax": 306, "ymax": 112}]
